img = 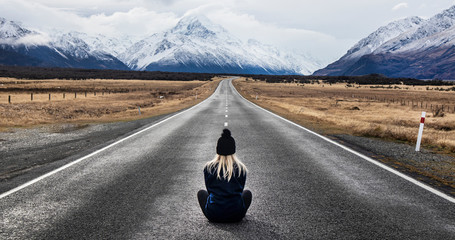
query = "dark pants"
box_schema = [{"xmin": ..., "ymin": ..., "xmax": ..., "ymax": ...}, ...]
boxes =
[{"xmin": 197, "ymin": 189, "xmax": 252, "ymax": 218}]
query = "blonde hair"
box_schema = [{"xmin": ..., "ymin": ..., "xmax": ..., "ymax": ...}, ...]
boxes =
[{"xmin": 205, "ymin": 154, "xmax": 248, "ymax": 181}]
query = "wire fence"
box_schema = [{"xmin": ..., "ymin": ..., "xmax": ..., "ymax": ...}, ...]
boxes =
[{"xmin": 4, "ymin": 91, "xmax": 114, "ymax": 104}]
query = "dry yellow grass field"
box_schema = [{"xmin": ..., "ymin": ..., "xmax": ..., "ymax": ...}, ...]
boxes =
[
  {"xmin": 0, "ymin": 77, "xmax": 222, "ymax": 130},
  {"xmin": 234, "ymin": 78, "xmax": 455, "ymax": 153}
]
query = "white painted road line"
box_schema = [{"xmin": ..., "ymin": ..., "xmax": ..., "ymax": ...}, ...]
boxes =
[
  {"xmin": 0, "ymin": 79, "xmax": 227, "ymax": 200},
  {"xmin": 224, "ymin": 122, "xmax": 228, "ymax": 127},
  {"xmin": 229, "ymin": 79, "xmax": 455, "ymax": 204},
  {"xmin": 225, "ymin": 115, "xmax": 228, "ymax": 118}
]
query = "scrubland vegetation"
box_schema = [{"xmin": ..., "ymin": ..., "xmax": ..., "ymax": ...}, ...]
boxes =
[{"xmin": 0, "ymin": 65, "xmax": 217, "ymax": 81}]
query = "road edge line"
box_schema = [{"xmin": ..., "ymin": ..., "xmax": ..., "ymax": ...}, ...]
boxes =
[
  {"xmin": 0, "ymin": 79, "xmax": 226, "ymax": 199},
  {"xmin": 230, "ymin": 79, "xmax": 455, "ymax": 204}
]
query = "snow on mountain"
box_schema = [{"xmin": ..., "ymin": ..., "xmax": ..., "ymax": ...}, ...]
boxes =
[
  {"xmin": 0, "ymin": 17, "xmax": 32, "ymax": 39},
  {"xmin": 374, "ymin": 6, "xmax": 455, "ymax": 54},
  {"xmin": 121, "ymin": 15, "xmax": 321, "ymax": 75},
  {"xmin": 0, "ymin": 18, "xmax": 128, "ymax": 69},
  {"xmin": 68, "ymin": 32, "xmax": 139, "ymax": 58},
  {"xmin": 343, "ymin": 16, "xmax": 424, "ymax": 60},
  {"xmin": 50, "ymin": 32, "xmax": 92, "ymax": 59}
]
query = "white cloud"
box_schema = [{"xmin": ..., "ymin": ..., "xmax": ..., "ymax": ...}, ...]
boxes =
[
  {"xmin": 392, "ymin": 3, "xmax": 409, "ymax": 11},
  {"xmin": 0, "ymin": 0, "xmax": 178, "ymax": 37},
  {"xmin": 16, "ymin": 33, "xmax": 51, "ymax": 46},
  {"xmin": 84, "ymin": 8, "xmax": 178, "ymax": 37}
]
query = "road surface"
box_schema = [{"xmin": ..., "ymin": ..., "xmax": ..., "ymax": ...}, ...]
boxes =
[{"xmin": 1, "ymin": 78, "xmax": 455, "ymax": 239}]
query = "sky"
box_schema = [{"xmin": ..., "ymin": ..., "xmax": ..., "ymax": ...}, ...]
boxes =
[{"xmin": 1, "ymin": 0, "xmax": 455, "ymax": 63}]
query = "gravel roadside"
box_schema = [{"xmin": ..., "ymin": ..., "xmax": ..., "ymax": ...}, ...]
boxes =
[{"xmin": 329, "ymin": 134, "xmax": 455, "ymax": 197}]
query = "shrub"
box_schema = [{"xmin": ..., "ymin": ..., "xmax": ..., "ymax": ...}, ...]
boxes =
[{"xmin": 432, "ymin": 108, "xmax": 445, "ymax": 117}]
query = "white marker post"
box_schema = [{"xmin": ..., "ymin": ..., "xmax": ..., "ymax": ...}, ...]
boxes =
[{"xmin": 415, "ymin": 112, "xmax": 426, "ymax": 152}]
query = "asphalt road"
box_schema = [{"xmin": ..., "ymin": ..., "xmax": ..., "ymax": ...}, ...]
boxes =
[{"xmin": 1, "ymin": 78, "xmax": 455, "ymax": 239}]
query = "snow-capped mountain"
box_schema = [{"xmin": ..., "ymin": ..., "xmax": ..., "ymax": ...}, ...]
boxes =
[
  {"xmin": 315, "ymin": 5, "xmax": 455, "ymax": 79},
  {"xmin": 314, "ymin": 16, "xmax": 424, "ymax": 76},
  {"xmin": 1, "ymin": 15, "xmax": 321, "ymax": 75},
  {"xmin": 345, "ymin": 17, "xmax": 424, "ymax": 60},
  {"xmin": 0, "ymin": 18, "xmax": 128, "ymax": 69},
  {"xmin": 120, "ymin": 15, "xmax": 320, "ymax": 75},
  {"xmin": 0, "ymin": 17, "xmax": 32, "ymax": 40}
]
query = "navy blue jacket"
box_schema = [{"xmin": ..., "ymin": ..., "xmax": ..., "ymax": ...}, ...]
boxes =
[{"xmin": 203, "ymin": 165, "xmax": 247, "ymax": 222}]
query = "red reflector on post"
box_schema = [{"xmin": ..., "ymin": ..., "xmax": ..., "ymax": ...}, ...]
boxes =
[{"xmin": 420, "ymin": 117, "xmax": 425, "ymax": 124}]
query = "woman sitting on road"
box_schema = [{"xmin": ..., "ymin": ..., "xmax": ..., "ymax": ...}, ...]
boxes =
[{"xmin": 197, "ymin": 129, "xmax": 252, "ymax": 223}]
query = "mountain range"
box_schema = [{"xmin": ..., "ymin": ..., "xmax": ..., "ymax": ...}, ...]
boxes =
[
  {"xmin": 315, "ymin": 5, "xmax": 455, "ymax": 79},
  {"xmin": 5, "ymin": 5, "xmax": 455, "ymax": 79},
  {"xmin": 0, "ymin": 18, "xmax": 129, "ymax": 70},
  {"xmin": 0, "ymin": 15, "xmax": 321, "ymax": 75}
]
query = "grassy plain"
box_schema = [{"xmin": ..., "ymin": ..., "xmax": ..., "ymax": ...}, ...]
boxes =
[
  {"xmin": 234, "ymin": 78, "xmax": 455, "ymax": 153},
  {"xmin": 234, "ymin": 77, "xmax": 455, "ymax": 190},
  {"xmin": 0, "ymin": 77, "xmax": 222, "ymax": 130}
]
